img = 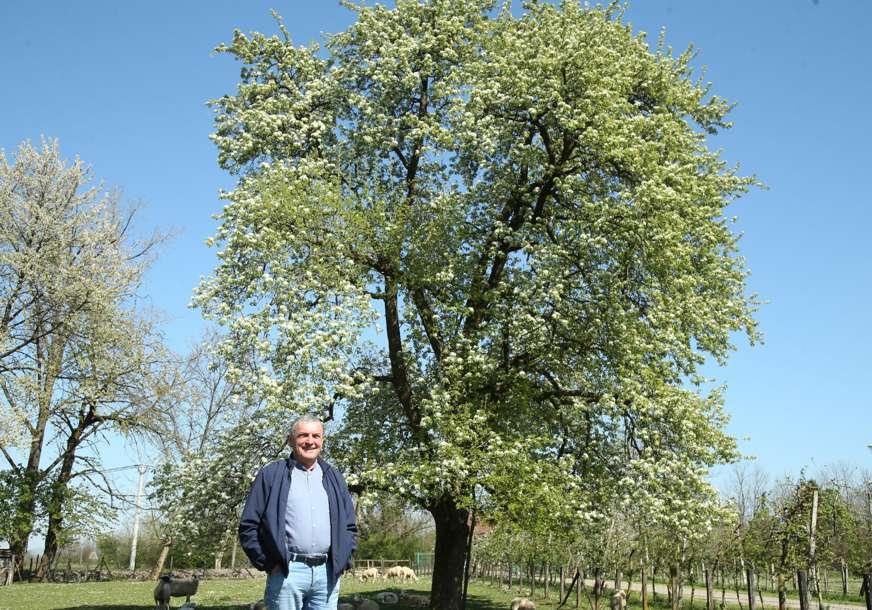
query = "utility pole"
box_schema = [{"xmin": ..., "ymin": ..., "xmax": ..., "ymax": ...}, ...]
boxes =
[
  {"xmin": 809, "ymin": 488, "xmax": 824, "ymax": 610},
  {"xmin": 128, "ymin": 464, "xmax": 148, "ymax": 572}
]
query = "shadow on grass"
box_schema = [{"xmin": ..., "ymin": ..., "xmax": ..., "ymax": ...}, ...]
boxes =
[
  {"xmin": 8, "ymin": 600, "xmax": 538, "ymax": 610},
  {"xmin": 52, "ymin": 602, "xmax": 252, "ymax": 610},
  {"xmin": 51, "ymin": 593, "xmax": 514, "ymax": 610}
]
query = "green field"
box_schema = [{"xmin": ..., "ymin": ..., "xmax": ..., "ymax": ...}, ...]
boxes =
[
  {"xmin": 0, "ymin": 576, "xmax": 559, "ymax": 610},
  {"xmin": 3, "ymin": 575, "xmax": 864, "ymax": 610}
]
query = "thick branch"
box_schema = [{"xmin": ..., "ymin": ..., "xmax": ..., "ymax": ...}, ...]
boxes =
[
  {"xmin": 411, "ymin": 287, "xmax": 443, "ymax": 361},
  {"xmin": 382, "ymin": 274, "xmax": 420, "ymax": 432}
]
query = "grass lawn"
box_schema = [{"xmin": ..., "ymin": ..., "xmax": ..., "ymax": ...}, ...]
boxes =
[
  {"xmin": 0, "ymin": 576, "xmax": 570, "ymax": 610},
  {"xmin": 8, "ymin": 575, "xmax": 848, "ymax": 610}
]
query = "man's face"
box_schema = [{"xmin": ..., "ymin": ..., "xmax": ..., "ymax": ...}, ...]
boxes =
[{"xmin": 291, "ymin": 420, "xmax": 324, "ymax": 467}]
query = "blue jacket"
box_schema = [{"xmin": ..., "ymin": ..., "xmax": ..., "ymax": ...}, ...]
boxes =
[{"xmin": 238, "ymin": 455, "xmax": 357, "ymax": 577}]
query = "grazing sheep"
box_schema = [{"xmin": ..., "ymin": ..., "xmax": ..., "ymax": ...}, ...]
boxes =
[
  {"xmin": 384, "ymin": 565, "xmax": 418, "ymax": 582},
  {"xmin": 610, "ymin": 590, "xmax": 627, "ymax": 610},
  {"xmin": 357, "ymin": 567, "xmax": 381, "ymax": 582},
  {"xmin": 510, "ymin": 597, "xmax": 536, "ymax": 610}
]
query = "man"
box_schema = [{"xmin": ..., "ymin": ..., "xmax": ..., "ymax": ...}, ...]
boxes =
[{"xmin": 239, "ymin": 415, "xmax": 357, "ymax": 610}]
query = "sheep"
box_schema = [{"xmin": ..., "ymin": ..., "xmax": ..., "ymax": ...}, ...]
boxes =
[
  {"xmin": 610, "ymin": 590, "xmax": 627, "ymax": 610},
  {"xmin": 154, "ymin": 577, "xmax": 171, "ymax": 610},
  {"xmin": 357, "ymin": 567, "xmax": 381, "ymax": 582},
  {"xmin": 153, "ymin": 573, "xmax": 200, "ymax": 609},
  {"xmin": 510, "ymin": 597, "xmax": 536, "ymax": 610},
  {"xmin": 393, "ymin": 566, "xmax": 417, "ymax": 581},
  {"xmin": 384, "ymin": 565, "xmax": 418, "ymax": 582}
]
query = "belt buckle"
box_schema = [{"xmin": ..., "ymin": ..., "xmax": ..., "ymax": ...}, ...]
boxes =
[{"xmin": 292, "ymin": 552, "xmax": 325, "ymax": 566}]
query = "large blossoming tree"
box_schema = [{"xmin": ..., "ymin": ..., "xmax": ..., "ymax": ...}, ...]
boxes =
[
  {"xmin": 197, "ymin": 2, "xmax": 758, "ymax": 608},
  {"xmin": 0, "ymin": 139, "xmax": 165, "ymax": 576}
]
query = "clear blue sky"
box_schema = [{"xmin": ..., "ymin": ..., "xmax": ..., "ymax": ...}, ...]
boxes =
[{"xmin": 2, "ymin": 1, "xmax": 871, "ymax": 491}]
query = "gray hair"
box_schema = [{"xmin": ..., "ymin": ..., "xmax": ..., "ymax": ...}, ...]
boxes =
[{"xmin": 290, "ymin": 414, "xmax": 324, "ymax": 438}]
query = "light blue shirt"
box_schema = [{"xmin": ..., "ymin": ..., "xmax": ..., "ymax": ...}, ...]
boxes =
[{"xmin": 285, "ymin": 461, "xmax": 331, "ymax": 555}]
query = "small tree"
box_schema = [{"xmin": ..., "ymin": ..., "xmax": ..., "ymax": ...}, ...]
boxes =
[
  {"xmin": 143, "ymin": 331, "xmax": 261, "ymax": 574},
  {"xmin": 356, "ymin": 497, "xmax": 433, "ymax": 561},
  {"xmin": 148, "ymin": 408, "xmax": 286, "ymax": 574}
]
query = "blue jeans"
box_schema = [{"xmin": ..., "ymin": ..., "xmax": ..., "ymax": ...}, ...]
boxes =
[{"xmin": 265, "ymin": 561, "xmax": 340, "ymax": 610}]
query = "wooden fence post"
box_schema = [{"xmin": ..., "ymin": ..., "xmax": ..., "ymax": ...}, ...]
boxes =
[
  {"xmin": 747, "ymin": 567, "xmax": 757, "ymax": 610},
  {"xmin": 642, "ymin": 562, "xmax": 649, "ymax": 610},
  {"xmin": 840, "ymin": 560, "xmax": 848, "ymax": 597},
  {"xmin": 797, "ymin": 570, "xmax": 809, "ymax": 610},
  {"xmin": 595, "ymin": 567, "xmax": 603, "ymax": 610},
  {"xmin": 576, "ymin": 567, "xmax": 580, "ymax": 609}
]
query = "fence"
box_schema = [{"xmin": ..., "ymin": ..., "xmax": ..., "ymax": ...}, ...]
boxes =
[
  {"xmin": 355, "ymin": 558, "xmax": 411, "ymax": 570},
  {"xmin": 469, "ymin": 561, "xmax": 872, "ymax": 610}
]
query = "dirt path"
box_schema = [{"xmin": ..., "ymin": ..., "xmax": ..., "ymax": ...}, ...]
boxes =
[{"xmin": 580, "ymin": 579, "xmax": 865, "ymax": 610}]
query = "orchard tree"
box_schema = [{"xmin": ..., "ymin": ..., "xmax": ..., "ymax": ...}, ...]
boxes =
[
  {"xmin": 0, "ymin": 139, "xmax": 164, "ymax": 574},
  {"xmin": 142, "ymin": 330, "xmax": 250, "ymax": 460},
  {"xmin": 148, "ymin": 408, "xmax": 286, "ymax": 574},
  {"xmin": 198, "ymin": 2, "xmax": 758, "ymax": 607},
  {"xmin": 143, "ymin": 331, "xmax": 264, "ymax": 574}
]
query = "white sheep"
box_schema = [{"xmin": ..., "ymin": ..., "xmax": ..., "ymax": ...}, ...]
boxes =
[
  {"xmin": 610, "ymin": 590, "xmax": 627, "ymax": 610},
  {"xmin": 357, "ymin": 567, "xmax": 381, "ymax": 582},
  {"xmin": 398, "ymin": 566, "xmax": 418, "ymax": 582},
  {"xmin": 510, "ymin": 597, "xmax": 536, "ymax": 610}
]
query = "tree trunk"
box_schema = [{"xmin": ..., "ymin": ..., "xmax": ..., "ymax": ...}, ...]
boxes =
[
  {"xmin": 149, "ymin": 539, "xmax": 173, "ymax": 580},
  {"xmin": 705, "ymin": 566, "xmax": 714, "ymax": 610},
  {"xmin": 777, "ymin": 572, "xmax": 787, "ymax": 610},
  {"xmin": 8, "ymin": 469, "xmax": 40, "ymax": 578},
  {"xmin": 7, "ymin": 333, "xmax": 64, "ymax": 577},
  {"xmin": 39, "ymin": 419, "xmax": 87, "ymax": 578},
  {"xmin": 429, "ymin": 497, "xmax": 470, "ymax": 610},
  {"xmin": 798, "ymin": 570, "xmax": 809, "ymax": 610}
]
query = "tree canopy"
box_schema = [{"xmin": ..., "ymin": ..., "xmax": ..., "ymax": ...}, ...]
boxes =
[
  {"xmin": 0, "ymin": 138, "xmax": 164, "ymax": 574},
  {"xmin": 198, "ymin": 2, "xmax": 759, "ymax": 607}
]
